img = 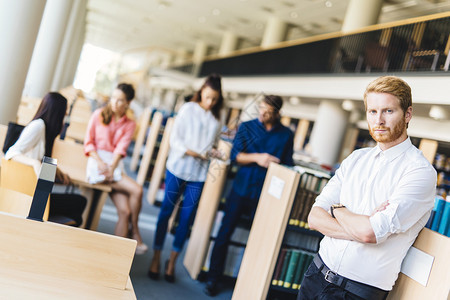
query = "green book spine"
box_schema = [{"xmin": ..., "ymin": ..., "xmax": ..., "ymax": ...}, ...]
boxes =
[
  {"xmin": 292, "ymin": 252, "xmax": 307, "ymax": 289},
  {"xmin": 283, "ymin": 250, "xmax": 301, "ymax": 288},
  {"xmin": 277, "ymin": 250, "xmax": 292, "ymax": 286}
]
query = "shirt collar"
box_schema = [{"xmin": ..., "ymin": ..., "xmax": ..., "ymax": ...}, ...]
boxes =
[
  {"xmin": 377, "ymin": 137, "xmax": 412, "ymax": 162},
  {"xmin": 256, "ymin": 118, "xmax": 282, "ymax": 132}
]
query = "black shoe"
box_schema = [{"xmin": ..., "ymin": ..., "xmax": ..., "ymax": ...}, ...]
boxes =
[
  {"xmin": 147, "ymin": 269, "xmax": 159, "ymax": 280},
  {"xmin": 203, "ymin": 280, "xmax": 218, "ymax": 297},
  {"xmin": 164, "ymin": 260, "xmax": 175, "ymax": 283}
]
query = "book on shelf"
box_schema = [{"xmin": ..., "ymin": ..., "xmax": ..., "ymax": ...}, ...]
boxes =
[
  {"xmin": 431, "ymin": 196, "xmax": 446, "ymax": 232},
  {"xmin": 291, "ymin": 252, "xmax": 308, "ymax": 290},
  {"xmin": 438, "ymin": 197, "xmax": 450, "ymax": 236},
  {"xmin": 277, "ymin": 250, "xmax": 292, "ymax": 287},
  {"xmin": 283, "ymin": 250, "xmax": 301, "ymax": 288},
  {"xmin": 272, "ymin": 248, "xmax": 287, "ymax": 286}
]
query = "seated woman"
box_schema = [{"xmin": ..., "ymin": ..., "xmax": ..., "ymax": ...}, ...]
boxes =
[
  {"xmin": 84, "ymin": 83, "xmax": 147, "ymax": 254},
  {"xmin": 5, "ymin": 92, "xmax": 86, "ymax": 226}
]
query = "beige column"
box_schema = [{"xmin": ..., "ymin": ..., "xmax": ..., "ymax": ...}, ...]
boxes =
[
  {"xmin": 341, "ymin": 0, "xmax": 384, "ymax": 32},
  {"xmin": 219, "ymin": 31, "xmax": 238, "ymax": 56},
  {"xmin": 308, "ymin": 100, "xmax": 349, "ymax": 166},
  {"xmin": 52, "ymin": 0, "xmax": 87, "ymax": 91},
  {"xmin": 261, "ymin": 16, "xmax": 287, "ymax": 48},
  {"xmin": 0, "ymin": 0, "xmax": 46, "ymax": 125},
  {"xmin": 62, "ymin": 12, "xmax": 86, "ymax": 89},
  {"xmin": 24, "ymin": 0, "xmax": 74, "ymax": 98},
  {"xmin": 175, "ymin": 48, "xmax": 189, "ymax": 65}
]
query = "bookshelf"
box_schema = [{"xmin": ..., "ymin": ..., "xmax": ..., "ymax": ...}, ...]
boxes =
[
  {"xmin": 232, "ymin": 163, "xmax": 330, "ymax": 300},
  {"xmin": 183, "ymin": 140, "xmax": 233, "ymax": 279},
  {"xmin": 147, "ymin": 117, "xmax": 174, "ymax": 205},
  {"xmin": 136, "ymin": 111, "xmax": 163, "ymax": 185}
]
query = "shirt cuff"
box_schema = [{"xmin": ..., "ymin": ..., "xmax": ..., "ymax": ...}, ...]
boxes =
[{"xmin": 369, "ymin": 203, "xmax": 400, "ymax": 244}]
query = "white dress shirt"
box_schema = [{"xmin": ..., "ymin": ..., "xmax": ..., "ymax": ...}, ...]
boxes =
[
  {"xmin": 5, "ymin": 119, "xmax": 45, "ymax": 161},
  {"xmin": 166, "ymin": 102, "xmax": 220, "ymax": 182},
  {"xmin": 313, "ymin": 137, "xmax": 436, "ymax": 290}
]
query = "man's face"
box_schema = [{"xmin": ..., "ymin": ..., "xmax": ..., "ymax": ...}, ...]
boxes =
[
  {"xmin": 258, "ymin": 101, "xmax": 279, "ymax": 125},
  {"xmin": 366, "ymin": 92, "xmax": 412, "ymax": 150}
]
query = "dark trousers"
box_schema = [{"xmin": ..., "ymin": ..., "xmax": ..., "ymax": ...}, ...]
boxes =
[
  {"xmin": 297, "ymin": 259, "xmax": 388, "ymax": 300},
  {"xmin": 50, "ymin": 193, "xmax": 87, "ymax": 227},
  {"xmin": 207, "ymin": 189, "xmax": 258, "ymax": 282}
]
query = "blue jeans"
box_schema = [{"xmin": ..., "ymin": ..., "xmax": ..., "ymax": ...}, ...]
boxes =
[{"xmin": 153, "ymin": 170, "xmax": 204, "ymax": 252}]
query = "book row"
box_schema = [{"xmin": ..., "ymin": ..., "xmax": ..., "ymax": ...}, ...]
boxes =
[
  {"xmin": 271, "ymin": 248, "xmax": 315, "ymax": 290},
  {"xmin": 289, "ymin": 173, "xmax": 329, "ymax": 228},
  {"xmin": 425, "ymin": 195, "xmax": 450, "ymax": 237}
]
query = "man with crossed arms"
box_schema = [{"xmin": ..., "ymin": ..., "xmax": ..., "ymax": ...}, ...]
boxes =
[{"xmin": 298, "ymin": 76, "xmax": 436, "ymax": 300}]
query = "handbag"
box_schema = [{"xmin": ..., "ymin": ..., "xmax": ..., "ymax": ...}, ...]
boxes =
[{"xmin": 2, "ymin": 122, "xmax": 25, "ymax": 154}]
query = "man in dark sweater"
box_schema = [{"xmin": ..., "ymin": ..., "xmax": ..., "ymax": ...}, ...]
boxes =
[{"xmin": 204, "ymin": 95, "xmax": 294, "ymax": 296}]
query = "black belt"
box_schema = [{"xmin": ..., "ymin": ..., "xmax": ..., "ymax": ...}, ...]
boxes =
[{"xmin": 313, "ymin": 255, "xmax": 388, "ymax": 300}]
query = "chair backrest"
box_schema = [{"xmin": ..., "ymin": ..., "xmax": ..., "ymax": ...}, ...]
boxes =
[
  {"xmin": 0, "ymin": 187, "xmax": 33, "ymax": 217},
  {"xmin": 0, "ymin": 157, "xmax": 49, "ymax": 220},
  {"xmin": 52, "ymin": 139, "xmax": 88, "ymax": 182}
]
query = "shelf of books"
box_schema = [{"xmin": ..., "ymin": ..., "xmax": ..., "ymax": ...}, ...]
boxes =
[
  {"xmin": 232, "ymin": 162, "xmax": 330, "ymax": 300},
  {"xmin": 183, "ymin": 140, "xmax": 233, "ymax": 279}
]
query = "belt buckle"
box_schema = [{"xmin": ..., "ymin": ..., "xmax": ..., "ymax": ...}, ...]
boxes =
[{"xmin": 324, "ymin": 270, "xmax": 337, "ymax": 284}]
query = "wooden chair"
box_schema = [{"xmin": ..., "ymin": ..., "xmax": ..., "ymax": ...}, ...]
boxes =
[
  {"xmin": 0, "ymin": 157, "xmax": 49, "ymax": 220},
  {"xmin": 0, "ymin": 187, "xmax": 33, "ymax": 217}
]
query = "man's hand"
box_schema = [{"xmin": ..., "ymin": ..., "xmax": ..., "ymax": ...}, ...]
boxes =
[
  {"xmin": 255, "ymin": 153, "xmax": 280, "ymax": 168},
  {"xmin": 56, "ymin": 168, "xmax": 71, "ymax": 185}
]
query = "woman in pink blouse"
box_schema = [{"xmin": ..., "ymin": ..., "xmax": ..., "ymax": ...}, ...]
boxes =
[{"xmin": 84, "ymin": 83, "xmax": 147, "ymax": 254}]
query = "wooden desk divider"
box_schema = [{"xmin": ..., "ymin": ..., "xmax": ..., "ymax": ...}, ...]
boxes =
[
  {"xmin": 232, "ymin": 163, "xmax": 300, "ymax": 300},
  {"xmin": 52, "ymin": 139, "xmax": 112, "ymax": 230},
  {"xmin": 183, "ymin": 140, "xmax": 232, "ymax": 279},
  {"xmin": 387, "ymin": 228, "xmax": 450, "ymax": 300},
  {"xmin": 147, "ymin": 117, "xmax": 174, "ymax": 205},
  {"xmin": 136, "ymin": 111, "xmax": 163, "ymax": 185},
  {"xmin": 0, "ymin": 211, "xmax": 136, "ymax": 298},
  {"xmin": 130, "ymin": 107, "xmax": 152, "ymax": 172}
]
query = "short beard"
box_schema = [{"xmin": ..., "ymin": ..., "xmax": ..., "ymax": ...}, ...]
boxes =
[{"xmin": 369, "ymin": 118, "xmax": 406, "ymax": 144}]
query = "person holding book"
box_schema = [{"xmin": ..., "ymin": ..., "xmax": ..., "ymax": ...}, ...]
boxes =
[
  {"xmin": 204, "ymin": 94, "xmax": 294, "ymax": 296},
  {"xmin": 147, "ymin": 74, "xmax": 224, "ymax": 283},
  {"xmin": 5, "ymin": 92, "xmax": 86, "ymax": 226},
  {"xmin": 84, "ymin": 83, "xmax": 147, "ymax": 254},
  {"xmin": 298, "ymin": 76, "xmax": 437, "ymax": 300}
]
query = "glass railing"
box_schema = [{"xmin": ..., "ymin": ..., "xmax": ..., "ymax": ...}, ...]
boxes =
[{"xmin": 171, "ymin": 13, "xmax": 450, "ymax": 77}]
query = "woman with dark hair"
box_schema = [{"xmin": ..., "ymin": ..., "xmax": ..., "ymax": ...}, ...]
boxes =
[
  {"xmin": 5, "ymin": 92, "xmax": 86, "ymax": 226},
  {"xmin": 84, "ymin": 83, "xmax": 147, "ymax": 254},
  {"xmin": 148, "ymin": 73, "xmax": 224, "ymax": 282}
]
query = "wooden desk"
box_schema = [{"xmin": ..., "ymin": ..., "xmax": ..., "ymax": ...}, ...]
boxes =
[
  {"xmin": 53, "ymin": 139, "xmax": 112, "ymax": 230},
  {"xmin": 0, "ymin": 207, "xmax": 136, "ymax": 299}
]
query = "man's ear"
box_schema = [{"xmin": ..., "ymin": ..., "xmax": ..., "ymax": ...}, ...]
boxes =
[{"xmin": 405, "ymin": 106, "xmax": 413, "ymax": 123}]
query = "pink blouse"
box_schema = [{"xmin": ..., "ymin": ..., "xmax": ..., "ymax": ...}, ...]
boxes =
[{"xmin": 84, "ymin": 108, "xmax": 136, "ymax": 157}]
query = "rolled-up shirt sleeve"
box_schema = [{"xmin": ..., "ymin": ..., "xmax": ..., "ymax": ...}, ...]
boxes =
[
  {"xmin": 169, "ymin": 106, "xmax": 189, "ymax": 157},
  {"xmin": 370, "ymin": 164, "xmax": 436, "ymax": 244},
  {"xmin": 84, "ymin": 110, "xmax": 99, "ymax": 156},
  {"xmin": 313, "ymin": 154, "xmax": 349, "ymax": 211}
]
